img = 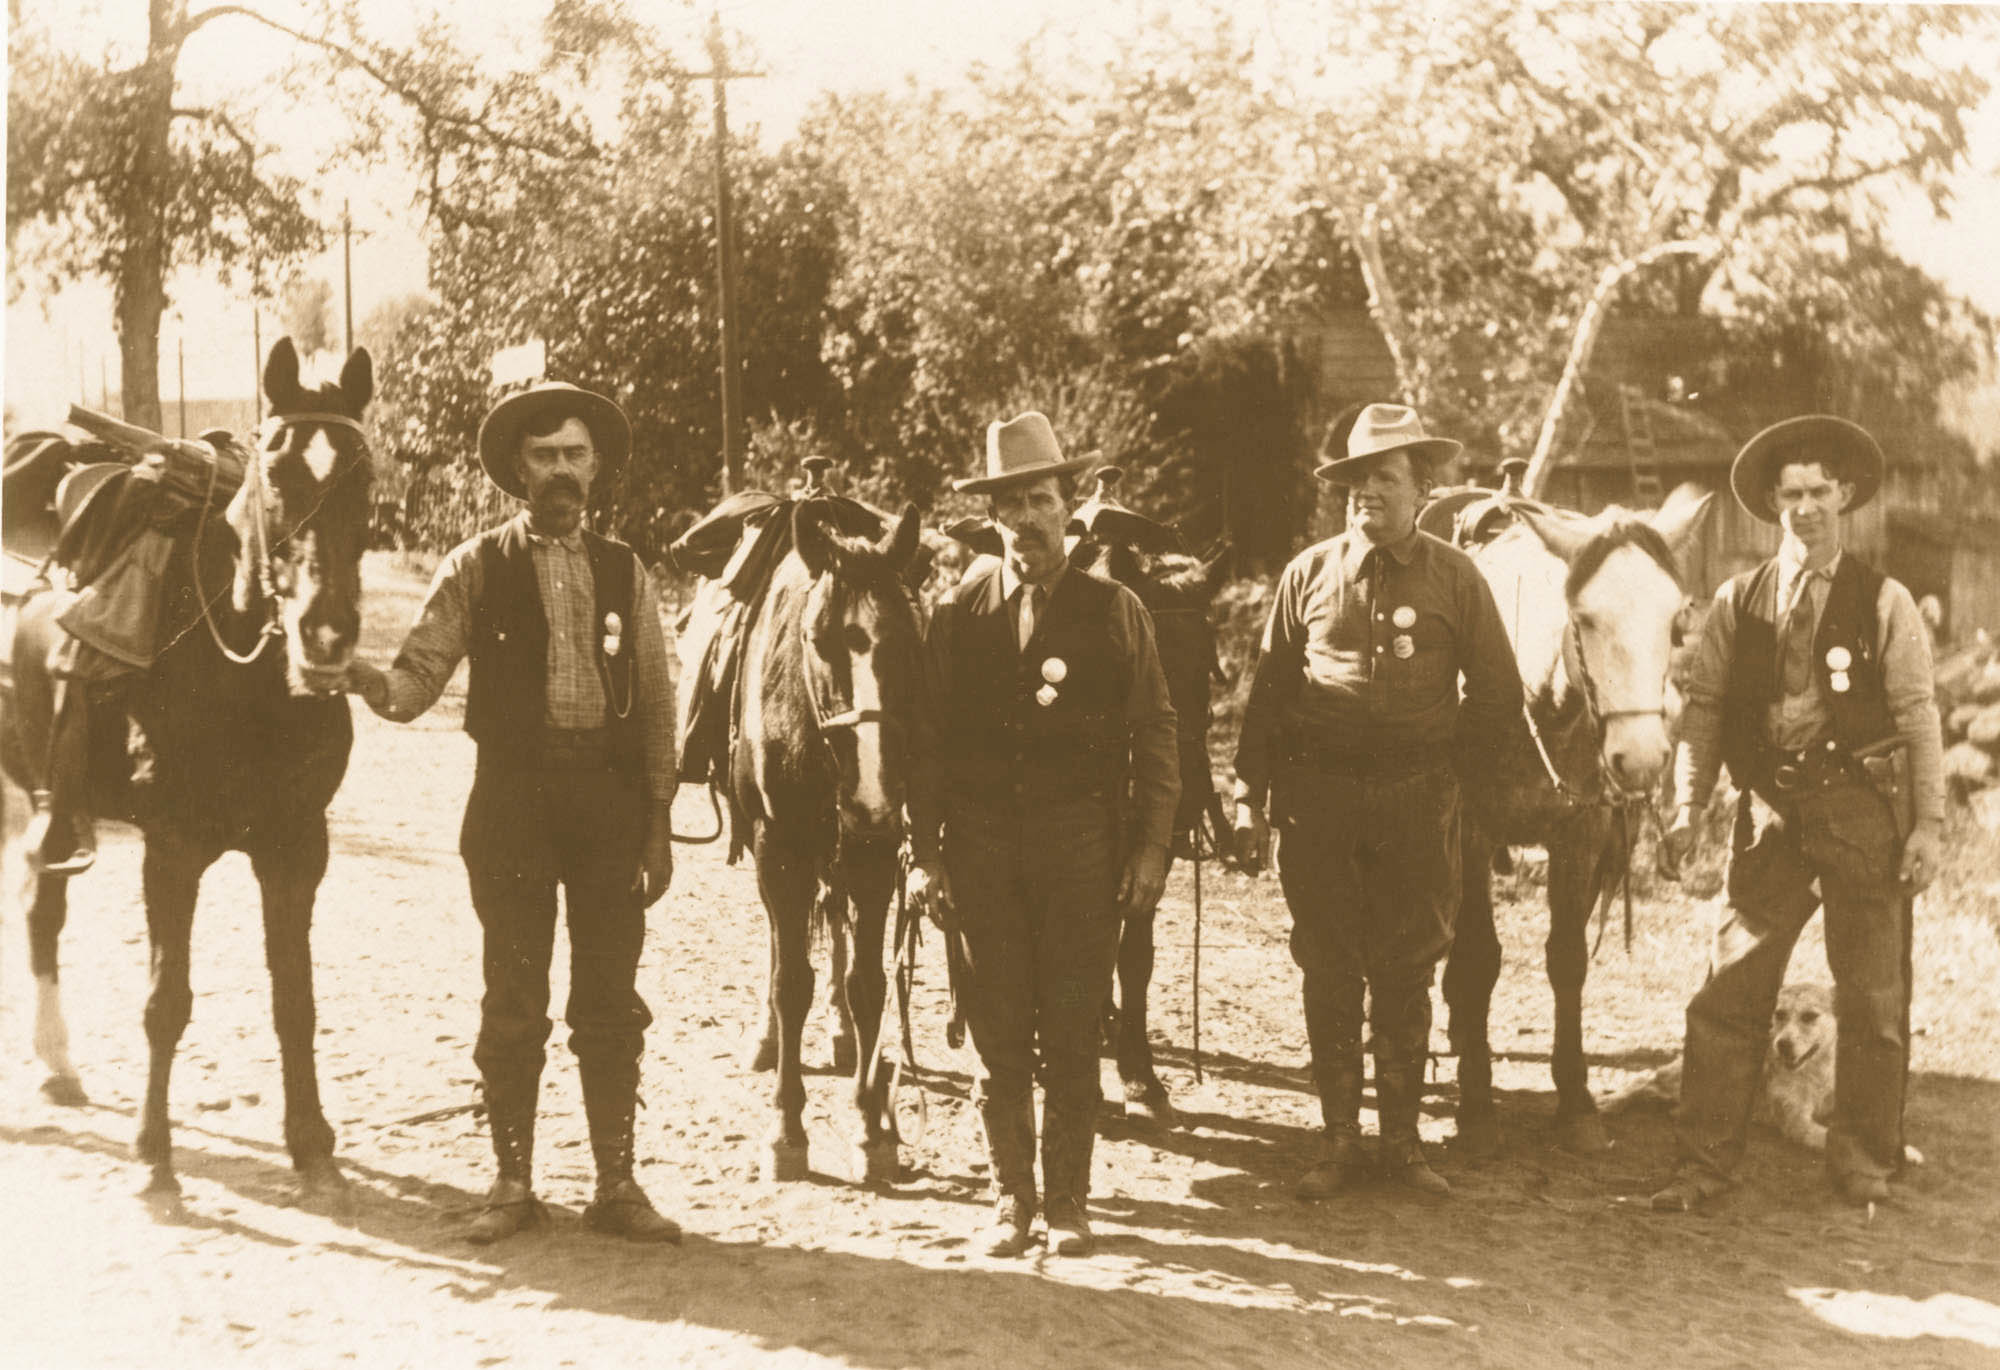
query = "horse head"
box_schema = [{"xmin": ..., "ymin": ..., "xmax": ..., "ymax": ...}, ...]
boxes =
[
  {"xmin": 793, "ymin": 500, "xmax": 926, "ymax": 841},
  {"xmin": 1516, "ymin": 485, "xmax": 1711, "ymax": 794},
  {"xmin": 230, "ymin": 336, "xmax": 375, "ymax": 696}
]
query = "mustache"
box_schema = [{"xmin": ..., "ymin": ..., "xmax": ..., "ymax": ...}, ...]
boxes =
[{"xmin": 536, "ymin": 474, "xmax": 585, "ymax": 501}]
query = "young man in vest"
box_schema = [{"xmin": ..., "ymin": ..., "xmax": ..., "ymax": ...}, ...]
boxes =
[
  {"xmin": 907, "ymin": 411, "xmax": 1179, "ymax": 1257},
  {"xmin": 345, "ymin": 383, "xmax": 680, "ymax": 1244},
  {"xmin": 1651, "ymin": 415, "xmax": 1944, "ymax": 1212},
  {"xmin": 1232, "ymin": 403, "xmax": 1524, "ymax": 1202}
]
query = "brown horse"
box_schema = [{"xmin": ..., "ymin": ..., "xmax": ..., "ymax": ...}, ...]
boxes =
[
  {"xmin": 1428, "ymin": 484, "xmax": 1711, "ymax": 1155},
  {"xmin": 730, "ymin": 497, "xmax": 927, "ymax": 1183},
  {"xmin": 2, "ymin": 338, "xmax": 374, "ymax": 1200}
]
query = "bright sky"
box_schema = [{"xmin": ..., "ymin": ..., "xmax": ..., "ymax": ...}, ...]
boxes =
[{"xmin": 5, "ymin": 0, "xmax": 1999, "ymax": 422}]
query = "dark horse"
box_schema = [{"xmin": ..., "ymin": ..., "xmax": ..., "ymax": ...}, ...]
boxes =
[
  {"xmin": 1425, "ymin": 483, "xmax": 1710, "ymax": 1154},
  {"xmin": 731, "ymin": 498, "xmax": 926, "ymax": 1183},
  {"xmin": 2, "ymin": 338, "xmax": 374, "ymax": 1199}
]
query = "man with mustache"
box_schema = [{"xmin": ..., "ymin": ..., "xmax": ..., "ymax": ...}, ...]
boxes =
[
  {"xmin": 345, "ymin": 383, "xmax": 679, "ymax": 1244},
  {"xmin": 907, "ymin": 411, "xmax": 1179, "ymax": 1257},
  {"xmin": 1651, "ymin": 416, "xmax": 1945, "ymax": 1213},
  {"xmin": 1233, "ymin": 403, "xmax": 1523, "ymax": 1201}
]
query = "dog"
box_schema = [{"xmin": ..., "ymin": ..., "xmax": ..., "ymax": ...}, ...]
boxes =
[{"xmin": 1603, "ymin": 983, "xmax": 1922, "ymax": 1162}]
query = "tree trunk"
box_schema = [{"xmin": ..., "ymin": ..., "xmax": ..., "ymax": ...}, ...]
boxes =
[{"xmin": 114, "ymin": 1, "xmax": 182, "ymax": 431}]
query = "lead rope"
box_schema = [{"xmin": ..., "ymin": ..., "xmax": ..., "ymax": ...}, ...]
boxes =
[
  {"xmin": 1191, "ymin": 831, "xmax": 1205, "ymax": 1086},
  {"xmin": 193, "ymin": 450, "xmax": 282, "ymax": 666},
  {"xmin": 867, "ymin": 844, "xmax": 928, "ymax": 1147}
]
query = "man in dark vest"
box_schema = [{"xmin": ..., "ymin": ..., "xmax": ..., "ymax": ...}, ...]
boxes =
[
  {"xmin": 908, "ymin": 411, "xmax": 1179, "ymax": 1258},
  {"xmin": 1652, "ymin": 415, "xmax": 1944, "ymax": 1212},
  {"xmin": 1232, "ymin": 403, "xmax": 1524, "ymax": 1202},
  {"xmin": 345, "ymin": 383, "xmax": 679, "ymax": 1243}
]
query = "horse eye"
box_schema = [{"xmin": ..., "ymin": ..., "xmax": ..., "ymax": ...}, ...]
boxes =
[
  {"xmin": 843, "ymin": 624, "xmax": 871, "ymax": 655},
  {"xmin": 1798, "ymin": 1011, "xmax": 1819, "ymax": 1025}
]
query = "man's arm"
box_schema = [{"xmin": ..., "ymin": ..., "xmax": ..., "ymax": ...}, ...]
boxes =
[
  {"xmin": 1232, "ymin": 555, "xmax": 1310, "ymax": 810},
  {"xmin": 631, "ymin": 564, "xmax": 679, "ymax": 804},
  {"xmin": 1669, "ymin": 581, "xmax": 1738, "ymax": 813},
  {"xmin": 1111, "ymin": 586, "xmax": 1181, "ymax": 858},
  {"xmin": 1452, "ymin": 559, "xmax": 1528, "ymax": 778},
  {"xmin": 1878, "ymin": 578, "xmax": 1946, "ymax": 892},
  {"xmin": 349, "ymin": 545, "xmax": 475, "ymax": 720},
  {"xmin": 906, "ymin": 597, "xmax": 954, "ymax": 868}
]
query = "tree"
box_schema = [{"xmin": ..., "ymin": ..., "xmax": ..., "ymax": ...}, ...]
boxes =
[{"xmin": 277, "ymin": 273, "xmax": 336, "ymax": 357}]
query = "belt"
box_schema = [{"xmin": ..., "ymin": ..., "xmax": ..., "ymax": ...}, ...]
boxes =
[
  {"xmin": 1769, "ymin": 738, "xmax": 1861, "ymax": 794},
  {"xmin": 489, "ymin": 726, "xmax": 622, "ymax": 772},
  {"xmin": 1281, "ymin": 734, "xmax": 1450, "ymax": 779}
]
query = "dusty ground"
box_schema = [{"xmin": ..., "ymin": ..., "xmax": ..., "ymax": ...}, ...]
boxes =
[{"xmin": 4, "ymin": 551, "xmax": 1999, "ymax": 1370}]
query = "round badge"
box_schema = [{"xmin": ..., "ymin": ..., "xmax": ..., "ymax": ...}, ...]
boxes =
[
  {"xmin": 1393, "ymin": 635, "xmax": 1416, "ymax": 659},
  {"xmin": 1824, "ymin": 645, "xmax": 1852, "ymax": 671},
  {"xmin": 1041, "ymin": 657, "xmax": 1068, "ymax": 684},
  {"xmin": 1829, "ymin": 670, "xmax": 1851, "ymax": 694},
  {"xmin": 1035, "ymin": 683, "xmax": 1058, "ymax": 707},
  {"xmin": 1392, "ymin": 605, "xmax": 1417, "ymax": 630}
]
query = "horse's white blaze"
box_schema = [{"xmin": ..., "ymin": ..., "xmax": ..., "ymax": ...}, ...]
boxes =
[
  {"xmin": 33, "ymin": 972, "xmax": 77, "ymax": 1083},
  {"xmin": 301, "ymin": 429, "xmax": 339, "ymax": 483},
  {"xmin": 1574, "ymin": 542, "xmax": 1685, "ymax": 788},
  {"xmin": 849, "ymin": 597, "xmax": 891, "ymax": 822}
]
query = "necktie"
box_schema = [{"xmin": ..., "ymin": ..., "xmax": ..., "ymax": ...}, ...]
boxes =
[
  {"xmin": 1018, "ymin": 583, "xmax": 1045, "ymax": 652},
  {"xmin": 1779, "ymin": 572, "xmax": 1816, "ymax": 695}
]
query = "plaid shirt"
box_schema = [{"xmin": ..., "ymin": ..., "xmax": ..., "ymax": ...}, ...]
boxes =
[{"xmin": 374, "ymin": 511, "xmax": 677, "ymax": 801}]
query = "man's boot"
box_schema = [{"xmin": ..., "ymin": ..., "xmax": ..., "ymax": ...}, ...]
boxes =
[
  {"xmin": 976, "ymin": 1090, "xmax": 1038, "ymax": 1256},
  {"xmin": 26, "ymin": 680, "xmax": 96, "ymax": 875},
  {"xmin": 580, "ymin": 1059, "xmax": 681, "ymax": 1244},
  {"xmin": 1297, "ymin": 1050, "xmax": 1370, "ymax": 1200},
  {"xmin": 467, "ymin": 1076, "xmax": 544, "ymax": 1245},
  {"xmin": 1042, "ymin": 1101, "xmax": 1099, "ymax": 1256},
  {"xmin": 1377, "ymin": 1054, "xmax": 1450, "ymax": 1198}
]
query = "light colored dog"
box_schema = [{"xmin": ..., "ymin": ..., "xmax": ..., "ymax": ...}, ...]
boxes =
[{"xmin": 1604, "ymin": 983, "xmax": 1920, "ymax": 1162}]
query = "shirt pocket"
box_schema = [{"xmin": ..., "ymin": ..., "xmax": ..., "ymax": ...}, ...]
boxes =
[{"xmin": 1387, "ymin": 611, "xmax": 1453, "ymax": 696}]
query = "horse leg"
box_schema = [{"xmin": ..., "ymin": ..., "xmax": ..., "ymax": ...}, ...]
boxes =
[
  {"xmin": 135, "ymin": 832, "xmax": 212, "ymax": 1197},
  {"xmin": 27, "ymin": 868, "xmax": 87, "ymax": 1105},
  {"xmin": 841, "ymin": 844, "xmax": 897, "ymax": 1184},
  {"xmin": 1442, "ymin": 826, "xmax": 1502, "ymax": 1157},
  {"xmin": 249, "ymin": 824, "xmax": 345, "ymax": 1200},
  {"xmin": 747, "ymin": 914, "xmax": 780, "ymax": 1072},
  {"xmin": 1115, "ymin": 903, "xmax": 1174, "ymax": 1124},
  {"xmin": 1546, "ymin": 826, "xmax": 1609, "ymax": 1153},
  {"xmin": 823, "ymin": 877, "xmax": 858, "ymax": 1075},
  {"xmin": 754, "ymin": 822, "xmax": 815, "ymax": 1180}
]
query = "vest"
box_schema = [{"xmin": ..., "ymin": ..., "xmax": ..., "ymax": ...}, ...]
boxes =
[
  {"xmin": 941, "ymin": 562, "xmax": 1129, "ymax": 805},
  {"xmin": 463, "ymin": 519, "xmax": 641, "ymax": 770},
  {"xmin": 1718, "ymin": 552, "xmax": 1893, "ymax": 796}
]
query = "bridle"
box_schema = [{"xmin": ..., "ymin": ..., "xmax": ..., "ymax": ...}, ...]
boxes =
[{"xmin": 804, "ymin": 577, "xmax": 917, "ymax": 785}]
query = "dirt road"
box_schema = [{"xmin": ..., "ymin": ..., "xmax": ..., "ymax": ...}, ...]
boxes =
[{"xmin": 4, "ymin": 553, "xmax": 1998, "ymax": 1368}]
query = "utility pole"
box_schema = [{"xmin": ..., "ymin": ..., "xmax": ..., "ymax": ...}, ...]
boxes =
[
  {"xmin": 342, "ymin": 198, "xmax": 356, "ymax": 357},
  {"xmin": 253, "ymin": 301, "xmax": 264, "ymax": 423},
  {"xmin": 698, "ymin": 15, "xmax": 762, "ymax": 494},
  {"xmin": 177, "ymin": 328, "xmax": 187, "ymax": 438}
]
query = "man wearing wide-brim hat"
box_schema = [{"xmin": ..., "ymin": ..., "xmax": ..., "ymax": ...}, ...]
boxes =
[
  {"xmin": 1233, "ymin": 402, "xmax": 1524, "ymax": 1202},
  {"xmin": 1652, "ymin": 414, "xmax": 1945, "ymax": 1214},
  {"xmin": 907, "ymin": 411, "xmax": 1180, "ymax": 1257},
  {"xmin": 345, "ymin": 381, "xmax": 682, "ymax": 1245}
]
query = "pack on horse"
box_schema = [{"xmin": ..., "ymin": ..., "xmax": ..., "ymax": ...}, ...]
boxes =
[
  {"xmin": 674, "ymin": 470, "xmax": 929, "ymax": 1182},
  {"xmin": 1, "ymin": 338, "xmax": 375, "ymax": 1200},
  {"xmin": 1422, "ymin": 466, "xmax": 1711, "ymax": 1154},
  {"xmin": 947, "ymin": 465, "xmax": 1230, "ymax": 1127}
]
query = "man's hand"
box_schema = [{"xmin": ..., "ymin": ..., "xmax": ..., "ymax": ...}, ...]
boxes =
[
  {"xmin": 344, "ymin": 659, "xmax": 390, "ymax": 712},
  {"xmin": 635, "ymin": 807, "xmax": 674, "ymax": 907},
  {"xmin": 1899, "ymin": 820, "xmax": 1942, "ymax": 895},
  {"xmin": 1233, "ymin": 800, "xmax": 1270, "ymax": 875},
  {"xmin": 1657, "ymin": 805, "xmax": 1698, "ymax": 882},
  {"xmin": 908, "ymin": 858, "xmax": 956, "ymax": 931},
  {"xmin": 1118, "ymin": 845, "xmax": 1169, "ymax": 917}
]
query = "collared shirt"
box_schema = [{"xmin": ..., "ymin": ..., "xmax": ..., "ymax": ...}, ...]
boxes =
[
  {"xmin": 1673, "ymin": 546, "xmax": 1946, "ymax": 825},
  {"xmin": 370, "ymin": 510, "xmax": 678, "ymax": 802},
  {"xmin": 997, "ymin": 558, "xmax": 1054, "ymax": 651},
  {"xmin": 1234, "ymin": 526, "xmax": 1524, "ymax": 807},
  {"xmin": 909, "ymin": 562, "xmax": 1180, "ymax": 863}
]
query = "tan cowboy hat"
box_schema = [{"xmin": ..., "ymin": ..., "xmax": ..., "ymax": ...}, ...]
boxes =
[
  {"xmin": 477, "ymin": 382, "xmax": 632, "ymax": 500},
  {"xmin": 952, "ymin": 411, "xmax": 1098, "ymax": 494},
  {"xmin": 1313, "ymin": 402, "xmax": 1462, "ymax": 484},
  {"xmin": 1729, "ymin": 414, "xmax": 1883, "ymax": 524}
]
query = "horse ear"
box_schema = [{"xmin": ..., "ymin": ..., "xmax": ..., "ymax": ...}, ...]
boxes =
[
  {"xmin": 1649, "ymin": 484, "xmax": 1713, "ymax": 554},
  {"xmin": 794, "ymin": 501, "xmax": 836, "ymax": 577},
  {"xmin": 339, "ymin": 347, "xmax": 375, "ymax": 414},
  {"xmin": 263, "ymin": 337, "xmax": 302, "ymax": 411},
  {"xmin": 885, "ymin": 503, "xmax": 921, "ymax": 571},
  {"xmin": 1517, "ymin": 504, "xmax": 1595, "ymax": 564}
]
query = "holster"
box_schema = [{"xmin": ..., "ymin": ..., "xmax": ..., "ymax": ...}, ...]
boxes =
[{"xmin": 1857, "ymin": 742, "xmax": 1915, "ymax": 844}]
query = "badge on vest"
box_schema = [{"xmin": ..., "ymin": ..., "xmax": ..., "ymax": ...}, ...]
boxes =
[
  {"xmin": 1393, "ymin": 635, "xmax": 1415, "ymax": 659},
  {"xmin": 603, "ymin": 611, "xmax": 624, "ymax": 658},
  {"xmin": 1037, "ymin": 657, "xmax": 1066, "ymax": 707},
  {"xmin": 1826, "ymin": 644, "xmax": 1850, "ymax": 693},
  {"xmin": 1392, "ymin": 605, "xmax": 1417, "ymax": 629}
]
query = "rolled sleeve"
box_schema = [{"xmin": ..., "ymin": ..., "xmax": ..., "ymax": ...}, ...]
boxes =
[
  {"xmin": 1112, "ymin": 585, "xmax": 1180, "ymax": 856},
  {"xmin": 633, "ymin": 565, "xmax": 679, "ymax": 804}
]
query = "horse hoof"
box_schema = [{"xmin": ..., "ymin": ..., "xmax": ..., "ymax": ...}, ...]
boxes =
[
  {"xmin": 1451, "ymin": 1113, "xmax": 1502, "ymax": 1159},
  {"xmin": 40, "ymin": 1073, "xmax": 88, "ymax": 1108},
  {"xmin": 762, "ymin": 1138, "xmax": 810, "ymax": 1182},
  {"xmin": 745, "ymin": 1038, "xmax": 778, "ymax": 1073},
  {"xmin": 831, "ymin": 1034, "xmax": 858, "ymax": 1075},
  {"xmin": 1121, "ymin": 1079, "xmax": 1176, "ymax": 1129},
  {"xmin": 140, "ymin": 1168, "xmax": 182, "ymax": 1200},
  {"xmin": 854, "ymin": 1138, "xmax": 900, "ymax": 1186},
  {"xmin": 1557, "ymin": 1113, "xmax": 1610, "ymax": 1155},
  {"xmin": 297, "ymin": 1157, "xmax": 350, "ymax": 1197}
]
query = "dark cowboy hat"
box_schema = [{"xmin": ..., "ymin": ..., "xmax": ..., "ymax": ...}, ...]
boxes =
[
  {"xmin": 477, "ymin": 382, "xmax": 632, "ymax": 500},
  {"xmin": 952, "ymin": 411, "xmax": 1098, "ymax": 494},
  {"xmin": 1313, "ymin": 402, "xmax": 1462, "ymax": 484},
  {"xmin": 1729, "ymin": 414, "xmax": 1883, "ymax": 524}
]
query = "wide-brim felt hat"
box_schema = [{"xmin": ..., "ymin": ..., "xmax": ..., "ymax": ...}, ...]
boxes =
[
  {"xmin": 477, "ymin": 382, "xmax": 632, "ymax": 500},
  {"xmin": 952, "ymin": 411, "xmax": 1098, "ymax": 494},
  {"xmin": 1729, "ymin": 414, "xmax": 1883, "ymax": 524},
  {"xmin": 1313, "ymin": 402, "xmax": 1462, "ymax": 483}
]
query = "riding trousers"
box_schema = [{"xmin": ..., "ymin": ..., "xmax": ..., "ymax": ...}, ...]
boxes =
[
  {"xmin": 1676, "ymin": 780, "xmax": 1911, "ymax": 1187},
  {"xmin": 460, "ymin": 758, "xmax": 653, "ymax": 1093}
]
